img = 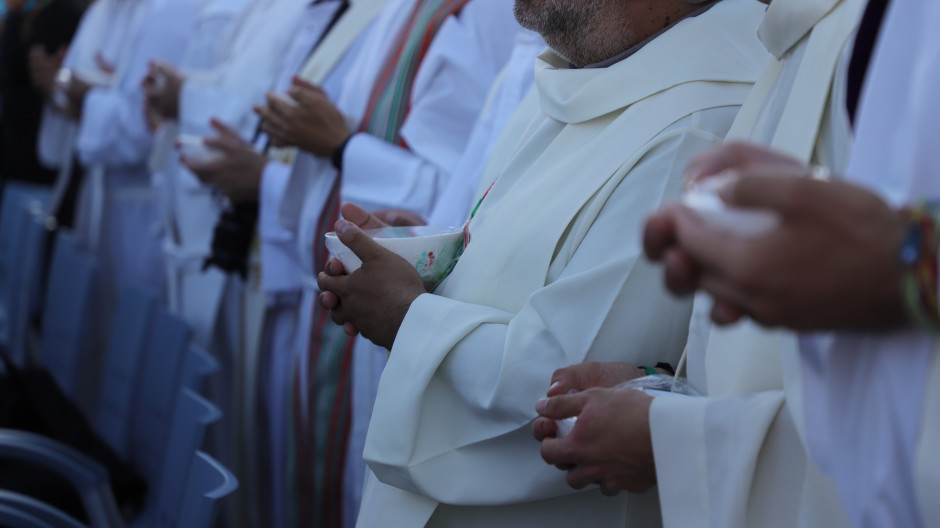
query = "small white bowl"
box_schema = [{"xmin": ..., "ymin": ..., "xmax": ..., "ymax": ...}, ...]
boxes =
[
  {"xmin": 56, "ymin": 68, "xmax": 113, "ymax": 88},
  {"xmin": 71, "ymin": 68, "xmax": 114, "ymax": 87},
  {"xmin": 324, "ymin": 226, "xmax": 463, "ymax": 290},
  {"xmin": 177, "ymin": 134, "xmax": 223, "ymax": 163}
]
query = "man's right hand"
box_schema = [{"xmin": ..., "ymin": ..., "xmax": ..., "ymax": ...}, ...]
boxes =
[
  {"xmin": 545, "ymin": 362, "xmax": 644, "ymax": 397},
  {"xmin": 180, "ymin": 119, "xmax": 267, "ymax": 203},
  {"xmin": 372, "ymin": 209, "xmax": 427, "ymax": 227},
  {"xmin": 533, "ymin": 387, "xmax": 657, "ymax": 495},
  {"xmin": 142, "ymin": 60, "xmax": 184, "ymax": 121},
  {"xmin": 339, "ymin": 203, "xmax": 392, "ymax": 231},
  {"xmin": 254, "ymin": 77, "xmax": 351, "ymax": 156},
  {"xmin": 319, "ymin": 202, "xmax": 393, "ymax": 338},
  {"xmin": 28, "ymin": 45, "xmax": 66, "ymax": 98},
  {"xmin": 532, "ymin": 361, "xmax": 645, "ymax": 442},
  {"xmin": 643, "ymin": 141, "xmax": 908, "ymax": 331}
]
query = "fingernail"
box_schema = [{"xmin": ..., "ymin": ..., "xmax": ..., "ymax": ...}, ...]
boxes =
[
  {"xmin": 549, "ymin": 381, "xmax": 561, "ymax": 392},
  {"xmin": 336, "ymin": 219, "xmax": 351, "ymax": 235},
  {"xmin": 536, "ymin": 398, "xmax": 548, "ymax": 414}
]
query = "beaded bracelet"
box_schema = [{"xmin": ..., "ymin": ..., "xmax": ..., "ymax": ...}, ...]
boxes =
[{"xmin": 899, "ymin": 202, "xmax": 940, "ymax": 331}]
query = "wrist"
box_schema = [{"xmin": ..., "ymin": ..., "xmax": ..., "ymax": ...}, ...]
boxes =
[
  {"xmin": 167, "ymin": 93, "xmax": 180, "ymax": 119},
  {"xmin": 331, "ymin": 133, "xmax": 353, "ymax": 170},
  {"xmin": 229, "ymin": 156, "xmax": 267, "ymax": 204},
  {"xmin": 167, "ymin": 80, "xmax": 183, "ymax": 118},
  {"xmin": 386, "ymin": 290, "xmax": 423, "ymax": 350}
]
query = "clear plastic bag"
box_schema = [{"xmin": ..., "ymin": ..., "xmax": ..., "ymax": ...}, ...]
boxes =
[{"xmin": 554, "ymin": 375, "xmax": 701, "ymax": 438}]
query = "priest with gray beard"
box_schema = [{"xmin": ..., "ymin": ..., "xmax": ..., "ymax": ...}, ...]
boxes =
[{"xmin": 317, "ymin": 0, "xmax": 771, "ymax": 525}]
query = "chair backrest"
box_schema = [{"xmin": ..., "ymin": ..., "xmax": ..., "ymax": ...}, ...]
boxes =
[
  {"xmin": 180, "ymin": 344, "xmax": 219, "ymax": 394},
  {"xmin": 95, "ymin": 284, "xmax": 158, "ymax": 457},
  {"xmin": 0, "ymin": 184, "xmax": 51, "ymax": 303},
  {"xmin": 39, "ymin": 232, "xmax": 99, "ymax": 400},
  {"xmin": 0, "ymin": 430, "xmax": 121, "ymax": 527},
  {"xmin": 177, "ymin": 452, "xmax": 238, "ymax": 528},
  {"xmin": 7, "ymin": 212, "xmax": 53, "ymax": 366},
  {"xmin": 128, "ymin": 308, "xmax": 192, "ymax": 486},
  {"xmin": 0, "ymin": 490, "xmax": 88, "ymax": 528},
  {"xmin": 146, "ymin": 389, "xmax": 221, "ymax": 528},
  {"xmin": 0, "ymin": 186, "xmax": 51, "ymax": 358}
]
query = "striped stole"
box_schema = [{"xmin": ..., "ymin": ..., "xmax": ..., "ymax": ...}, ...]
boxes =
[
  {"xmin": 312, "ymin": 0, "xmax": 472, "ymax": 269},
  {"xmin": 360, "ymin": 0, "xmax": 473, "ymax": 143},
  {"xmin": 296, "ymin": 0, "xmax": 471, "ymax": 527}
]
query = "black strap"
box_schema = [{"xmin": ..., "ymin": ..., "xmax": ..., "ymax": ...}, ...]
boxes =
[{"xmin": 846, "ymin": 0, "xmax": 891, "ymax": 126}]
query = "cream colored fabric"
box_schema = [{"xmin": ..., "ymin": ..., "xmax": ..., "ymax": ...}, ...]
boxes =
[
  {"xmin": 650, "ymin": 0, "xmax": 864, "ymax": 526},
  {"xmin": 804, "ymin": 0, "xmax": 940, "ymax": 524},
  {"xmin": 357, "ymin": 1, "xmax": 769, "ymax": 525},
  {"xmin": 915, "ymin": 345, "xmax": 940, "ymax": 526}
]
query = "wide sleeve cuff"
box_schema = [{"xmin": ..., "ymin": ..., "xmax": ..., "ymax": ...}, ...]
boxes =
[
  {"xmin": 179, "ymin": 80, "xmax": 258, "ymax": 139},
  {"xmin": 38, "ymin": 106, "xmax": 75, "ymax": 169},
  {"xmin": 650, "ymin": 395, "xmax": 712, "ymax": 528},
  {"xmin": 76, "ymin": 87, "xmax": 150, "ymax": 168},
  {"xmin": 342, "ymin": 133, "xmax": 444, "ymax": 218}
]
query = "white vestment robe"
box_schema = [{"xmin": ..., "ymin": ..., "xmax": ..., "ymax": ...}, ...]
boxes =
[
  {"xmin": 649, "ymin": 0, "xmax": 863, "ymax": 526},
  {"xmin": 344, "ymin": 26, "xmax": 543, "ymax": 528},
  {"xmin": 248, "ymin": 2, "xmax": 387, "ymax": 526},
  {"xmin": 156, "ymin": 3, "xmax": 340, "ymax": 526},
  {"xmin": 255, "ymin": 3, "xmax": 390, "ymax": 527},
  {"xmin": 161, "ymin": 0, "xmax": 312, "ymax": 350},
  {"xmin": 798, "ymin": 0, "xmax": 940, "ymax": 526},
  {"xmin": 425, "ymin": 28, "xmax": 545, "ymax": 228},
  {"xmin": 37, "ymin": 0, "xmax": 199, "ymax": 306},
  {"xmin": 357, "ymin": 1, "xmax": 769, "ymax": 526},
  {"xmin": 261, "ymin": 1, "xmax": 517, "ymax": 524},
  {"xmin": 149, "ymin": 0, "xmax": 249, "ymax": 338}
]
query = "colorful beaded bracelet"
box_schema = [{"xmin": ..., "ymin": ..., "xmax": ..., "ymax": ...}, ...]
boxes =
[{"xmin": 900, "ymin": 202, "xmax": 940, "ymax": 331}]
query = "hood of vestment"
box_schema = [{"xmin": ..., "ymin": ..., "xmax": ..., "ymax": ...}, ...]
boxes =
[
  {"xmin": 535, "ymin": 0, "xmax": 772, "ymax": 125},
  {"xmin": 758, "ymin": 0, "xmax": 843, "ymax": 59}
]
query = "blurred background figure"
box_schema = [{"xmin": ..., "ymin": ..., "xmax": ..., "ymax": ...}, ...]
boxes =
[
  {"xmin": 36, "ymin": 0, "xmax": 201, "ymax": 316},
  {"xmin": 252, "ymin": 0, "xmax": 519, "ymax": 523},
  {"xmin": 0, "ymin": 0, "xmax": 85, "ymax": 193}
]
